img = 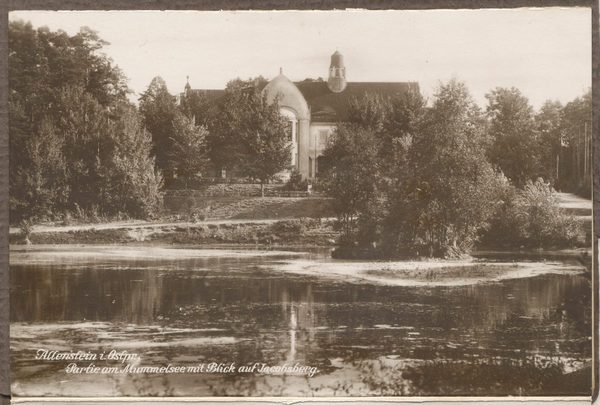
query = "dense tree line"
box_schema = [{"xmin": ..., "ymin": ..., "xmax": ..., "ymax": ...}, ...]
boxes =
[
  {"xmin": 9, "ymin": 20, "xmax": 163, "ymax": 223},
  {"xmin": 10, "ymin": 20, "xmax": 589, "ymax": 239},
  {"xmin": 324, "ymin": 78, "xmax": 589, "ymax": 258},
  {"xmin": 138, "ymin": 76, "xmax": 290, "ymax": 196},
  {"xmin": 10, "ymin": 21, "xmax": 291, "ymax": 223}
]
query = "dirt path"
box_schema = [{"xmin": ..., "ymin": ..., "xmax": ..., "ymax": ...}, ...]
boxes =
[
  {"xmin": 9, "ymin": 192, "xmax": 589, "ymax": 235},
  {"xmin": 558, "ymin": 193, "xmax": 592, "ymax": 210}
]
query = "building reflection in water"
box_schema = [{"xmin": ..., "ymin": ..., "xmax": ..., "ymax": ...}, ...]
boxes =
[
  {"xmin": 280, "ymin": 283, "xmax": 316, "ymax": 364},
  {"xmin": 10, "ymin": 252, "xmax": 591, "ymax": 369}
]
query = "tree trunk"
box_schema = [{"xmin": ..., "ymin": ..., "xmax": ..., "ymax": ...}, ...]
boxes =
[{"xmin": 261, "ymin": 182, "xmax": 265, "ymax": 198}]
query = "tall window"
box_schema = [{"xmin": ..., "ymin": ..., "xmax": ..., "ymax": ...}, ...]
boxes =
[{"xmin": 319, "ymin": 130, "xmax": 328, "ymax": 146}]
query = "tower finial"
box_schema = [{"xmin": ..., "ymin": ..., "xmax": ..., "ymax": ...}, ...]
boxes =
[
  {"xmin": 328, "ymin": 51, "xmax": 347, "ymax": 93},
  {"xmin": 280, "ymin": 67, "xmax": 282, "ymax": 74}
]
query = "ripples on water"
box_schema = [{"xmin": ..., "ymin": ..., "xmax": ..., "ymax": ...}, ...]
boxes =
[{"xmin": 10, "ymin": 247, "xmax": 592, "ymax": 396}]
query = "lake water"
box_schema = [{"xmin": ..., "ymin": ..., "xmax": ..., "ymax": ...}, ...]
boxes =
[{"xmin": 10, "ymin": 246, "xmax": 592, "ymax": 397}]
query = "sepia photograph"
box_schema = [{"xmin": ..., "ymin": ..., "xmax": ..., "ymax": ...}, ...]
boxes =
[{"xmin": 7, "ymin": 8, "xmax": 594, "ymax": 398}]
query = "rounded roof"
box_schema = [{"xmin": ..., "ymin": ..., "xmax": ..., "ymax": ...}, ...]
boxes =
[
  {"xmin": 262, "ymin": 73, "xmax": 310, "ymax": 120},
  {"xmin": 330, "ymin": 51, "xmax": 345, "ymax": 68}
]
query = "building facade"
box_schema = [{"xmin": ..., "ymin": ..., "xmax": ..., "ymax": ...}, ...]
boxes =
[{"xmin": 184, "ymin": 51, "xmax": 419, "ymax": 179}]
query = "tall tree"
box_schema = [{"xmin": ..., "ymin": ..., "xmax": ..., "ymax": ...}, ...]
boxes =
[
  {"xmin": 9, "ymin": 20, "xmax": 161, "ymax": 222},
  {"xmin": 101, "ymin": 106, "xmax": 164, "ymax": 217},
  {"xmin": 322, "ymin": 123, "xmax": 382, "ymax": 247},
  {"xmin": 53, "ymin": 86, "xmax": 113, "ymax": 208},
  {"xmin": 560, "ymin": 89, "xmax": 592, "ymax": 196},
  {"xmin": 9, "ymin": 21, "xmax": 129, "ymax": 196},
  {"xmin": 346, "ymin": 89, "xmax": 426, "ymax": 172},
  {"xmin": 382, "ymin": 88, "xmax": 427, "ymax": 169},
  {"xmin": 535, "ymin": 99, "xmax": 563, "ymax": 186},
  {"xmin": 388, "ymin": 78, "xmax": 499, "ymax": 257},
  {"xmin": 207, "ymin": 79, "xmax": 291, "ymax": 196},
  {"xmin": 347, "ymin": 92, "xmax": 390, "ymax": 133},
  {"xmin": 138, "ymin": 77, "xmax": 179, "ymax": 180},
  {"xmin": 178, "ymin": 89, "xmax": 214, "ymax": 126},
  {"xmin": 485, "ymin": 87, "xmax": 540, "ymax": 186},
  {"xmin": 167, "ymin": 114, "xmax": 211, "ymax": 186},
  {"xmin": 9, "ymin": 118, "xmax": 69, "ymax": 222}
]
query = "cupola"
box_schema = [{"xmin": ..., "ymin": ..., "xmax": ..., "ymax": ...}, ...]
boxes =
[
  {"xmin": 184, "ymin": 76, "xmax": 191, "ymax": 95},
  {"xmin": 327, "ymin": 51, "xmax": 347, "ymax": 93}
]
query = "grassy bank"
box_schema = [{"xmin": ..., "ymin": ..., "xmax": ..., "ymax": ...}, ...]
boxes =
[
  {"xmin": 163, "ymin": 195, "xmax": 329, "ymax": 220},
  {"xmin": 10, "ymin": 218, "xmax": 339, "ymax": 247}
]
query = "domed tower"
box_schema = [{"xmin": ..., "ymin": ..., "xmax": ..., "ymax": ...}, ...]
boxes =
[
  {"xmin": 184, "ymin": 76, "xmax": 191, "ymax": 96},
  {"xmin": 327, "ymin": 51, "xmax": 347, "ymax": 93}
]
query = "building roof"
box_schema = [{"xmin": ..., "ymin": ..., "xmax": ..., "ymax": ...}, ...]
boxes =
[
  {"xmin": 294, "ymin": 81, "xmax": 420, "ymax": 122},
  {"xmin": 187, "ymin": 89, "xmax": 226, "ymax": 104},
  {"xmin": 184, "ymin": 80, "xmax": 419, "ymax": 123},
  {"xmin": 262, "ymin": 73, "xmax": 310, "ymax": 120}
]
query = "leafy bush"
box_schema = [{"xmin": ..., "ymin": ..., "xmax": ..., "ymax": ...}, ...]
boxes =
[
  {"xmin": 270, "ymin": 219, "xmax": 308, "ymax": 234},
  {"xmin": 282, "ymin": 169, "xmax": 308, "ymax": 191},
  {"xmin": 482, "ymin": 178, "xmax": 582, "ymax": 248}
]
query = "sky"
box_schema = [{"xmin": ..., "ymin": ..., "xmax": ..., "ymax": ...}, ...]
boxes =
[{"xmin": 9, "ymin": 8, "xmax": 592, "ymax": 110}]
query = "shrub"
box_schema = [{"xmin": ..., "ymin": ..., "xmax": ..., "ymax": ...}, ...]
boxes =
[
  {"xmin": 482, "ymin": 178, "xmax": 582, "ymax": 248},
  {"xmin": 282, "ymin": 169, "xmax": 308, "ymax": 191},
  {"xmin": 62, "ymin": 211, "xmax": 73, "ymax": 226},
  {"xmin": 521, "ymin": 178, "xmax": 581, "ymax": 247},
  {"xmin": 19, "ymin": 218, "xmax": 34, "ymax": 239},
  {"xmin": 270, "ymin": 219, "xmax": 307, "ymax": 234}
]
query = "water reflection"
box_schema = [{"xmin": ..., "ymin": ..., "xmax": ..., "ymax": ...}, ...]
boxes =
[{"xmin": 10, "ymin": 247, "xmax": 591, "ymax": 396}]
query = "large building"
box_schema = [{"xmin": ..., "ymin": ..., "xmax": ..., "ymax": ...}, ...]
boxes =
[{"xmin": 184, "ymin": 51, "xmax": 419, "ymax": 179}]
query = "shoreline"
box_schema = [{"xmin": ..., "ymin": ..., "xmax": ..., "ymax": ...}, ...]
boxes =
[
  {"xmin": 9, "ymin": 244, "xmax": 589, "ymax": 287},
  {"xmin": 274, "ymin": 259, "xmax": 587, "ymax": 287}
]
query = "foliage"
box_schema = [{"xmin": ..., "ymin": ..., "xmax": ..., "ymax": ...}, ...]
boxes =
[
  {"xmin": 8, "ymin": 20, "xmax": 129, "ymax": 113},
  {"xmin": 347, "ymin": 92, "xmax": 390, "ymax": 133},
  {"xmin": 9, "ymin": 20, "xmax": 163, "ymax": 223},
  {"xmin": 138, "ymin": 76, "xmax": 179, "ymax": 180},
  {"xmin": 485, "ymin": 87, "xmax": 541, "ymax": 186},
  {"xmin": 10, "ymin": 86, "xmax": 163, "ymax": 222},
  {"xmin": 10, "ymin": 118, "xmax": 69, "ymax": 221},
  {"xmin": 168, "ymin": 114, "xmax": 211, "ymax": 180},
  {"xmin": 382, "ymin": 88, "xmax": 427, "ymax": 165},
  {"xmin": 302, "ymin": 77, "xmax": 325, "ymax": 82},
  {"xmin": 345, "ymin": 89, "xmax": 426, "ymax": 169},
  {"xmin": 322, "ymin": 123, "xmax": 382, "ymax": 244},
  {"xmin": 101, "ymin": 106, "xmax": 164, "ymax": 218},
  {"xmin": 282, "ymin": 169, "xmax": 308, "ymax": 191},
  {"xmin": 178, "ymin": 88, "xmax": 214, "ymax": 126},
  {"xmin": 481, "ymin": 178, "xmax": 582, "ymax": 248},
  {"xmin": 324, "ymin": 79, "xmax": 587, "ymax": 259},
  {"xmin": 535, "ymin": 99, "xmax": 563, "ymax": 184},
  {"xmin": 206, "ymin": 79, "xmax": 292, "ymax": 196},
  {"xmin": 558, "ymin": 89, "xmax": 592, "ymax": 197},
  {"xmin": 531, "ymin": 90, "xmax": 591, "ymax": 197},
  {"xmin": 270, "ymin": 219, "xmax": 309, "ymax": 234},
  {"xmin": 8, "ymin": 20, "xmax": 136, "ymax": 222},
  {"xmin": 386, "ymin": 78, "xmax": 499, "ymax": 257}
]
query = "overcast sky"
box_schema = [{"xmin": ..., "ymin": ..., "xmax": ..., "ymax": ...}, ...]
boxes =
[{"xmin": 9, "ymin": 8, "xmax": 592, "ymax": 110}]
